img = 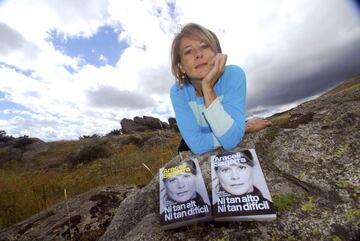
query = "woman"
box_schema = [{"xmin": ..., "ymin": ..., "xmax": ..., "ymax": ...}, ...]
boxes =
[
  {"xmin": 161, "ymin": 159, "xmax": 207, "ymax": 205},
  {"xmin": 160, "ymin": 159, "xmax": 212, "ymax": 228},
  {"xmin": 214, "ymin": 150, "xmax": 260, "ymax": 196},
  {"xmin": 170, "ymin": 23, "xmax": 271, "ymax": 154},
  {"xmin": 213, "ymin": 150, "xmax": 275, "ymax": 217}
]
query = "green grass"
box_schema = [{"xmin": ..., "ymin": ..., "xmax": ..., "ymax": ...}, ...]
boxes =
[
  {"xmin": 0, "ymin": 133, "xmax": 181, "ymax": 229},
  {"xmin": 301, "ymin": 196, "xmax": 315, "ymax": 212},
  {"xmin": 272, "ymin": 193, "xmax": 299, "ymax": 211}
]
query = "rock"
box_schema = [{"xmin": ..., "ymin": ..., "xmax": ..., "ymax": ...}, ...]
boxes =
[
  {"xmin": 1, "ymin": 77, "xmax": 359, "ymax": 240},
  {"xmin": 121, "ymin": 116, "xmax": 169, "ymax": 134},
  {"xmin": 22, "ymin": 140, "xmax": 49, "ymax": 162},
  {"xmin": 0, "ymin": 185, "xmax": 139, "ymax": 241},
  {"xmin": 0, "ymin": 137, "xmax": 48, "ymax": 166},
  {"xmin": 168, "ymin": 117, "xmax": 179, "ymax": 132},
  {"xmin": 65, "ymin": 140, "xmax": 111, "ymax": 166},
  {"xmin": 99, "ymin": 80, "xmax": 360, "ymax": 240}
]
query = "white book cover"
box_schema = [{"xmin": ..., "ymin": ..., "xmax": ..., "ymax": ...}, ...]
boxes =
[
  {"xmin": 211, "ymin": 149, "xmax": 276, "ymax": 221},
  {"xmin": 159, "ymin": 158, "xmax": 212, "ymax": 230}
]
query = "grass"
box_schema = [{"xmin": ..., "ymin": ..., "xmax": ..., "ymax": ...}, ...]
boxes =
[
  {"xmin": 321, "ymin": 75, "xmax": 360, "ymax": 97},
  {"xmin": 0, "ymin": 132, "xmax": 181, "ymax": 229},
  {"xmin": 272, "ymin": 193, "xmax": 299, "ymax": 212}
]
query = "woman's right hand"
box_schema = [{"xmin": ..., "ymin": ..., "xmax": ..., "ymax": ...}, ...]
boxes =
[{"xmin": 202, "ymin": 53, "xmax": 227, "ymax": 90}]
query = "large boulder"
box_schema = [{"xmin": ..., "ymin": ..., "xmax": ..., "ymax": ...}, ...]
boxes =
[
  {"xmin": 99, "ymin": 80, "xmax": 360, "ymax": 240},
  {"xmin": 21, "ymin": 140, "xmax": 49, "ymax": 162},
  {"xmin": 1, "ymin": 77, "xmax": 359, "ymax": 240},
  {"xmin": 121, "ymin": 116, "xmax": 169, "ymax": 134},
  {"xmin": 0, "ymin": 185, "xmax": 139, "ymax": 241},
  {"xmin": 0, "ymin": 137, "xmax": 48, "ymax": 166},
  {"xmin": 168, "ymin": 117, "xmax": 179, "ymax": 132}
]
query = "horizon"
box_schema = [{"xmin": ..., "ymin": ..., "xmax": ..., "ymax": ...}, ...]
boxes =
[{"xmin": 1, "ymin": 0, "xmax": 360, "ymax": 141}]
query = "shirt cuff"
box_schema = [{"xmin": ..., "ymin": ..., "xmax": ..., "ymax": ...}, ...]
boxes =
[{"xmin": 203, "ymin": 97, "xmax": 234, "ymax": 137}]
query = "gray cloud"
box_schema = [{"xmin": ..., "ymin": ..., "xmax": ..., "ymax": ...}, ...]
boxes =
[
  {"xmin": 138, "ymin": 66, "xmax": 173, "ymax": 94},
  {"xmin": 246, "ymin": 35, "xmax": 360, "ymax": 111},
  {"xmin": 23, "ymin": 91, "xmax": 40, "ymax": 98},
  {"xmin": 86, "ymin": 86, "xmax": 155, "ymax": 109},
  {"xmin": 0, "ymin": 22, "xmax": 39, "ymax": 57}
]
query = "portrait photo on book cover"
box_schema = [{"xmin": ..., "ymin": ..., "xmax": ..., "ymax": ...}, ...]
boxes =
[
  {"xmin": 159, "ymin": 159, "xmax": 211, "ymax": 222},
  {"xmin": 211, "ymin": 149, "xmax": 275, "ymax": 217}
]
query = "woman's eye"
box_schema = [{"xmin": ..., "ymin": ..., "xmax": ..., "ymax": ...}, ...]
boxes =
[
  {"xmin": 238, "ymin": 165, "xmax": 246, "ymax": 170},
  {"xmin": 221, "ymin": 168, "xmax": 230, "ymax": 173},
  {"xmin": 201, "ymin": 44, "xmax": 209, "ymax": 49},
  {"xmin": 168, "ymin": 178, "xmax": 176, "ymax": 183},
  {"xmin": 183, "ymin": 49, "xmax": 192, "ymax": 55},
  {"xmin": 183, "ymin": 174, "xmax": 191, "ymax": 178}
]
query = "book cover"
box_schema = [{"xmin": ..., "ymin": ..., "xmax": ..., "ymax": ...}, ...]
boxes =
[
  {"xmin": 211, "ymin": 149, "xmax": 276, "ymax": 221},
  {"xmin": 159, "ymin": 158, "xmax": 212, "ymax": 230}
]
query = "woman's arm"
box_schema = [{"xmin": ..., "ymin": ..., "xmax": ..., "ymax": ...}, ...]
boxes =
[
  {"xmin": 202, "ymin": 65, "xmax": 246, "ymax": 150},
  {"xmin": 202, "ymin": 54, "xmax": 228, "ymax": 108},
  {"xmin": 170, "ymin": 85, "xmax": 218, "ymax": 154}
]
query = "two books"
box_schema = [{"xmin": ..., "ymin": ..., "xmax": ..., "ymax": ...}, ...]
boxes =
[{"xmin": 159, "ymin": 149, "xmax": 276, "ymax": 230}]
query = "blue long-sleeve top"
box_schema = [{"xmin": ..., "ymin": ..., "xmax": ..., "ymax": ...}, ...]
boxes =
[{"xmin": 170, "ymin": 65, "xmax": 246, "ymax": 155}]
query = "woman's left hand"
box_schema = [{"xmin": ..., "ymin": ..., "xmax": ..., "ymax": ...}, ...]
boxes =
[{"xmin": 202, "ymin": 53, "xmax": 227, "ymax": 90}]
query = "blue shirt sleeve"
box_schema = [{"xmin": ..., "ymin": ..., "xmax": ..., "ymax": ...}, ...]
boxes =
[
  {"xmin": 170, "ymin": 85, "xmax": 216, "ymax": 154},
  {"xmin": 203, "ymin": 65, "xmax": 246, "ymax": 150}
]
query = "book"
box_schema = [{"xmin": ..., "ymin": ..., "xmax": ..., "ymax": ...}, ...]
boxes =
[
  {"xmin": 159, "ymin": 158, "xmax": 212, "ymax": 230},
  {"xmin": 211, "ymin": 149, "xmax": 276, "ymax": 221}
]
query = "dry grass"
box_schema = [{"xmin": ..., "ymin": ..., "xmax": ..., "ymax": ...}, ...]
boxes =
[
  {"xmin": 321, "ymin": 75, "xmax": 360, "ymax": 97},
  {"xmin": 0, "ymin": 132, "xmax": 181, "ymax": 229}
]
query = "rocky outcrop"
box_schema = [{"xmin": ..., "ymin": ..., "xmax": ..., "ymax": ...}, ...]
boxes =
[
  {"xmin": 1, "ymin": 78, "xmax": 359, "ymax": 240},
  {"xmin": 0, "ymin": 185, "xmax": 139, "ymax": 241},
  {"xmin": 100, "ymin": 80, "xmax": 360, "ymax": 240},
  {"xmin": 0, "ymin": 137, "xmax": 48, "ymax": 166},
  {"xmin": 120, "ymin": 116, "xmax": 169, "ymax": 134},
  {"xmin": 168, "ymin": 117, "xmax": 178, "ymax": 131}
]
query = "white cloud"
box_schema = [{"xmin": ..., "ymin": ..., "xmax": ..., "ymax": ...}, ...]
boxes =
[{"xmin": 0, "ymin": 0, "xmax": 359, "ymax": 141}]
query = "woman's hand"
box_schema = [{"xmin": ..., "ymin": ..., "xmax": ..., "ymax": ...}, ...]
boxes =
[
  {"xmin": 245, "ymin": 117, "xmax": 272, "ymax": 133},
  {"xmin": 202, "ymin": 53, "xmax": 227, "ymax": 90}
]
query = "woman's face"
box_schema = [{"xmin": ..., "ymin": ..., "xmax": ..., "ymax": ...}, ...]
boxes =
[
  {"xmin": 178, "ymin": 36, "xmax": 216, "ymax": 80},
  {"xmin": 165, "ymin": 172, "xmax": 197, "ymax": 203},
  {"xmin": 217, "ymin": 163, "xmax": 253, "ymax": 196}
]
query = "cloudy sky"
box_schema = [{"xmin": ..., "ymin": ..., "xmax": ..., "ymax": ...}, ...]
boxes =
[{"xmin": 0, "ymin": 0, "xmax": 360, "ymax": 141}]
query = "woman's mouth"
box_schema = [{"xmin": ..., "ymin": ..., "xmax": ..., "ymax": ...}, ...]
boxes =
[
  {"xmin": 195, "ymin": 63, "xmax": 207, "ymax": 69},
  {"xmin": 177, "ymin": 191, "xmax": 188, "ymax": 196},
  {"xmin": 230, "ymin": 183, "xmax": 244, "ymax": 188}
]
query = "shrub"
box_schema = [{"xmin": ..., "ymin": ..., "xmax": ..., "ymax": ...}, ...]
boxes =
[
  {"xmin": 13, "ymin": 136, "xmax": 34, "ymax": 149},
  {"xmin": 0, "ymin": 130, "xmax": 13, "ymax": 143},
  {"xmin": 106, "ymin": 129, "xmax": 122, "ymax": 136}
]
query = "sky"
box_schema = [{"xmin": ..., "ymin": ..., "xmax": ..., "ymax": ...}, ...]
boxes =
[{"xmin": 0, "ymin": 0, "xmax": 360, "ymax": 141}]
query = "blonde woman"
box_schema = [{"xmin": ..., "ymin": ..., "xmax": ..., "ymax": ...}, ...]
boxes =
[{"xmin": 170, "ymin": 23, "xmax": 271, "ymax": 154}]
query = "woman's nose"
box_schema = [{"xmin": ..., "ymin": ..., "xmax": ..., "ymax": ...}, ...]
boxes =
[
  {"xmin": 177, "ymin": 179, "xmax": 185, "ymax": 188},
  {"xmin": 194, "ymin": 48, "xmax": 203, "ymax": 59},
  {"xmin": 231, "ymin": 170, "xmax": 240, "ymax": 180}
]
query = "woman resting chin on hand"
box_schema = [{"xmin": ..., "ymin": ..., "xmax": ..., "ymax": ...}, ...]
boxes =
[{"xmin": 170, "ymin": 23, "xmax": 272, "ymax": 155}]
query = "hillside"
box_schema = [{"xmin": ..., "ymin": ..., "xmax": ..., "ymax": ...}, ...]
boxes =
[
  {"xmin": 0, "ymin": 128, "xmax": 181, "ymax": 229},
  {"xmin": 0, "ymin": 75, "xmax": 359, "ymax": 240}
]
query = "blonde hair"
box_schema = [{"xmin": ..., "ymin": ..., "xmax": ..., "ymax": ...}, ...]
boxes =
[{"xmin": 170, "ymin": 23, "xmax": 222, "ymax": 85}]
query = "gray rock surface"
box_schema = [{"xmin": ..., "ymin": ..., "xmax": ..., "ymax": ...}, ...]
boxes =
[
  {"xmin": 120, "ymin": 116, "xmax": 169, "ymax": 134},
  {"xmin": 0, "ymin": 138, "xmax": 48, "ymax": 166},
  {"xmin": 1, "ymin": 78, "xmax": 359, "ymax": 240},
  {"xmin": 100, "ymin": 84, "xmax": 360, "ymax": 241},
  {"xmin": 0, "ymin": 185, "xmax": 138, "ymax": 241}
]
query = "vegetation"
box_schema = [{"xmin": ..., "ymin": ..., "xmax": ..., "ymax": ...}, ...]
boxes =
[
  {"xmin": 0, "ymin": 130, "xmax": 14, "ymax": 143},
  {"xmin": 301, "ymin": 196, "xmax": 315, "ymax": 212},
  {"xmin": 272, "ymin": 193, "xmax": 298, "ymax": 211},
  {"xmin": 0, "ymin": 131, "xmax": 181, "ymax": 229}
]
